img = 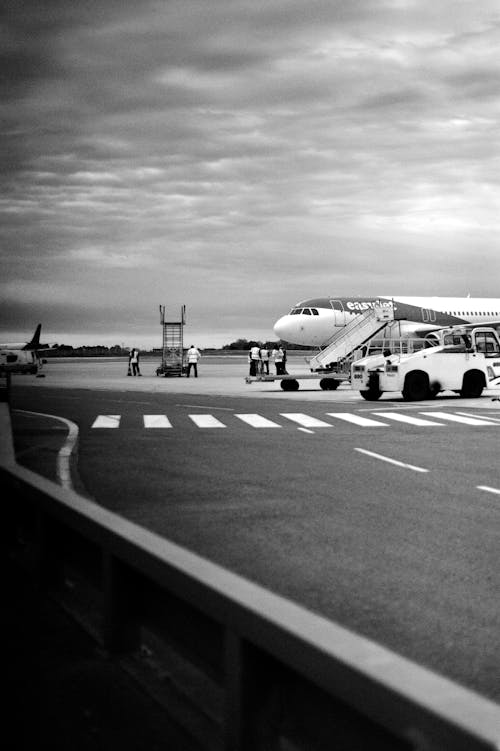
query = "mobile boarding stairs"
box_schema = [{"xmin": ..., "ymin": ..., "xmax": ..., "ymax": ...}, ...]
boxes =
[
  {"xmin": 156, "ymin": 305, "xmax": 187, "ymax": 377},
  {"xmin": 246, "ymin": 304, "xmax": 396, "ymax": 391}
]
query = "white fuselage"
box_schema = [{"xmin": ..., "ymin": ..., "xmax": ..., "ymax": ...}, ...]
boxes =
[{"xmin": 273, "ymin": 296, "xmax": 500, "ymax": 346}]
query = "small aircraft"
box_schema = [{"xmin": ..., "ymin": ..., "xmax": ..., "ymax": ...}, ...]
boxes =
[
  {"xmin": 0, "ymin": 324, "xmax": 51, "ymax": 376},
  {"xmin": 273, "ymin": 296, "xmax": 500, "ymax": 346}
]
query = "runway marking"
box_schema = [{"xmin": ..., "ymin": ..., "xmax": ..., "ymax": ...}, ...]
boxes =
[
  {"xmin": 456, "ymin": 411, "xmax": 500, "ymax": 424},
  {"xmin": 280, "ymin": 413, "xmax": 332, "ymax": 428},
  {"xmin": 16, "ymin": 409, "xmax": 78, "ymax": 490},
  {"xmin": 235, "ymin": 414, "xmax": 281, "ymax": 428},
  {"xmin": 355, "ymin": 448, "xmax": 429, "ymax": 473},
  {"xmin": 178, "ymin": 404, "xmax": 236, "ymax": 411},
  {"xmin": 375, "ymin": 412, "xmax": 443, "ymax": 427},
  {"xmin": 92, "ymin": 415, "xmax": 121, "ymax": 429},
  {"xmin": 189, "ymin": 414, "xmax": 226, "ymax": 428},
  {"xmin": 326, "ymin": 413, "xmax": 387, "ymax": 427},
  {"xmin": 477, "ymin": 485, "xmax": 500, "ymax": 495},
  {"xmin": 298, "ymin": 427, "xmax": 315, "ymax": 434},
  {"xmin": 143, "ymin": 415, "xmax": 172, "ymax": 428},
  {"xmin": 420, "ymin": 412, "xmax": 498, "ymax": 426},
  {"xmin": 86, "ymin": 410, "xmax": 497, "ymax": 431}
]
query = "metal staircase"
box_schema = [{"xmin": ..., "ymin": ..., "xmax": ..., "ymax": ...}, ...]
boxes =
[
  {"xmin": 157, "ymin": 305, "xmax": 186, "ymax": 377},
  {"xmin": 309, "ymin": 304, "xmax": 394, "ymax": 371}
]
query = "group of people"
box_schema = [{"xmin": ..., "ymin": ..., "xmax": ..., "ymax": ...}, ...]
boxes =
[
  {"xmin": 248, "ymin": 344, "xmax": 287, "ymax": 376},
  {"xmin": 127, "ymin": 345, "xmax": 201, "ymax": 377},
  {"xmin": 128, "ymin": 343, "xmax": 286, "ymax": 379}
]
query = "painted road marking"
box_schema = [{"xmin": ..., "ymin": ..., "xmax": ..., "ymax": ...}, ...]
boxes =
[
  {"xmin": 456, "ymin": 411, "xmax": 500, "ymax": 424},
  {"xmin": 235, "ymin": 414, "xmax": 281, "ymax": 428},
  {"xmin": 189, "ymin": 414, "xmax": 226, "ymax": 428},
  {"xmin": 420, "ymin": 412, "xmax": 498, "ymax": 426},
  {"xmin": 326, "ymin": 413, "xmax": 387, "ymax": 427},
  {"xmin": 477, "ymin": 485, "xmax": 500, "ymax": 495},
  {"xmin": 88, "ymin": 411, "xmax": 497, "ymax": 431},
  {"xmin": 355, "ymin": 448, "xmax": 429, "ymax": 473},
  {"xmin": 280, "ymin": 413, "xmax": 332, "ymax": 428},
  {"xmin": 143, "ymin": 415, "xmax": 173, "ymax": 428},
  {"xmin": 375, "ymin": 412, "xmax": 443, "ymax": 427},
  {"xmin": 92, "ymin": 415, "xmax": 121, "ymax": 429},
  {"xmin": 16, "ymin": 409, "xmax": 79, "ymax": 490}
]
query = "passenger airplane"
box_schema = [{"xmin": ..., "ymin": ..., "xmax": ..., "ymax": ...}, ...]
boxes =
[
  {"xmin": 0, "ymin": 324, "xmax": 51, "ymax": 375},
  {"xmin": 273, "ymin": 296, "xmax": 500, "ymax": 346}
]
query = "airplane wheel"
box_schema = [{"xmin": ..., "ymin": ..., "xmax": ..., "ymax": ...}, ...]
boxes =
[
  {"xmin": 460, "ymin": 370, "xmax": 485, "ymax": 398},
  {"xmin": 320, "ymin": 378, "xmax": 339, "ymax": 390},
  {"xmin": 360, "ymin": 388, "xmax": 382, "ymax": 401},
  {"xmin": 402, "ymin": 370, "xmax": 430, "ymax": 401}
]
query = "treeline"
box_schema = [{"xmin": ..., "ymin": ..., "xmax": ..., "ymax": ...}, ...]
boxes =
[
  {"xmin": 45, "ymin": 345, "xmax": 142, "ymax": 357},
  {"xmin": 222, "ymin": 338, "xmax": 311, "ymax": 351},
  {"xmin": 43, "ymin": 340, "xmax": 312, "ymax": 356}
]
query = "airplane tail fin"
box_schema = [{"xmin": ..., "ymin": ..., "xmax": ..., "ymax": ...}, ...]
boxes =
[{"xmin": 23, "ymin": 324, "xmax": 42, "ymax": 350}]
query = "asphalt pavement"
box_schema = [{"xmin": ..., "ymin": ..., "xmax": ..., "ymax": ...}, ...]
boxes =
[{"xmin": 8, "ymin": 359, "xmax": 500, "ymax": 705}]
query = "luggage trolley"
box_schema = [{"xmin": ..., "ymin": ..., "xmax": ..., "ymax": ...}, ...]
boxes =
[{"xmin": 156, "ymin": 305, "xmax": 187, "ymax": 377}]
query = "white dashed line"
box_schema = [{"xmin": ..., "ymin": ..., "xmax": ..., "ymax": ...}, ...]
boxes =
[
  {"xmin": 280, "ymin": 413, "xmax": 332, "ymax": 428},
  {"xmin": 477, "ymin": 485, "xmax": 500, "ymax": 496},
  {"xmin": 91, "ymin": 415, "xmax": 121, "ymax": 429},
  {"xmin": 189, "ymin": 414, "xmax": 226, "ymax": 428},
  {"xmin": 235, "ymin": 414, "xmax": 281, "ymax": 428},
  {"xmin": 376, "ymin": 412, "xmax": 443, "ymax": 427},
  {"xmin": 143, "ymin": 415, "xmax": 172, "ymax": 428},
  {"xmin": 420, "ymin": 412, "xmax": 498, "ymax": 426},
  {"xmin": 326, "ymin": 413, "xmax": 387, "ymax": 427},
  {"xmin": 355, "ymin": 448, "xmax": 429, "ymax": 473}
]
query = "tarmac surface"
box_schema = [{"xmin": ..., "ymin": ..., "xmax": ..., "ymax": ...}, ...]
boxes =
[{"xmin": 5, "ymin": 355, "xmax": 500, "ymax": 748}]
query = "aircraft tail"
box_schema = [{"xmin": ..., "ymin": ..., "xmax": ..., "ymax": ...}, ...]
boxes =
[{"xmin": 23, "ymin": 324, "xmax": 42, "ymax": 350}]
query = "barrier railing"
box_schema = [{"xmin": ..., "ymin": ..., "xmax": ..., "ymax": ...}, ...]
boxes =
[{"xmin": 3, "ymin": 407, "xmax": 499, "ymax": 750}]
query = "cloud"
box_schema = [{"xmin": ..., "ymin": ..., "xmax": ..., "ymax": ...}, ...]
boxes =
[{"xmin": 1, "ymin": 1, "xmax": 500, "ymax": 346}]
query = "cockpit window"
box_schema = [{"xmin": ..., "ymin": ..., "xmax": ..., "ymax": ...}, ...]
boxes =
[
  {"xmin": 303, "ymin": 308, "xmax": 311, "ymax": 315},
  {"xmin": 311, "ymin": 308, "xmax": 319, "ymax": 315},
  {"xmin": 291, "ymin": 308, "xmax": 303, "ymax": 315}
]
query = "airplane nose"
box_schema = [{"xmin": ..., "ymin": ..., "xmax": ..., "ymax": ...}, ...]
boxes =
[{"xmin": 273, "ymin": 315, "xmax": 293, "ymax": 341}]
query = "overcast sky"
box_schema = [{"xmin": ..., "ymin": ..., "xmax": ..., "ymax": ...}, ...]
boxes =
[{"xmin": 2, "ymin": 1, "xmax": 500, "ymax": 348}]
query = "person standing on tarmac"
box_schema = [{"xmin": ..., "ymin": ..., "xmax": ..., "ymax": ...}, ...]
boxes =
[
  {"xmin": 186, "ymin": 345, "xmax": 201, "ymax": 377},
  {"xmin": 248, "ymin": 343, "xmax": 261, "ymax": 376},
  {"xmin": 259, "ymin": 345, "xmax": 270, "ymax": 374},
  {"xmin": 272, "ymin": 346, "xmax": 283, "ymax": 375},
  {"xmin": 129, "ymin": 347, "xmax": 141, "ymax": 376},
  {"xmin": 281, "ymin": 345, "xmax": 287, "ymax": 374}
]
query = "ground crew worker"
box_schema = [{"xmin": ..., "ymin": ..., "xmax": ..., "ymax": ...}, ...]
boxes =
[
  {"xmin": 281, "ymin": 346, "xmax": 287, "ymax": 374},
  {"xmin": 259, "ymin": 346, "xmax": 270, "ymax": 374},
  {"xmin": 273, "ymin": 346, "xmax": 284, "ymax": 375},
  {"xmin": 129, "ymin": 347, "xmax": 141, "ymax": 376},
  {"xmin": 248, "ymin": 343, "xmax": 261, "ymax": 376},
  {"xmin": 186, "ymin": 345, "xmax": 201, "ymax": 377}
]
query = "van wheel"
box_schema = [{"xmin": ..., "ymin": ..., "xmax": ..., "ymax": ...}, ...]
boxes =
[
  {"xmin": 281, "ymin": 379, "xmax": 299, "ymax": 391},
  {"xmin": 403, "ymin": 371, "xmax": 430, "ymax": 401},
  {"xmin": 460, "ymin": 370, "xmax": 485, "ymax": 398}
]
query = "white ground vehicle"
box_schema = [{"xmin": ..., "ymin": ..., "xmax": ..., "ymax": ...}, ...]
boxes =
[
  {"xmin": 352, "ymin": 326, "xmax": 500, "ymax": 401},
  {"xmin": 0, "ymin": 349, "xmax": 43, "ymax": 375}
]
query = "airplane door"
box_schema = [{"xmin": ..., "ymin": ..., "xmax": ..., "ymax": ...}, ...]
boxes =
[
  {"xmin": 421, "ymin": 308, "xmax": 437, "ymax": 323},
  {"xmin": 330, "ymin": 299, "xmax": 345, "ymax": 326}
]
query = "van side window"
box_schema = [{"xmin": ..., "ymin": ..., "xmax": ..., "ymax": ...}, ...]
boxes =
[{"xmin": 475, "ymin": 332, "xmax": 500, "ymax": 356}]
